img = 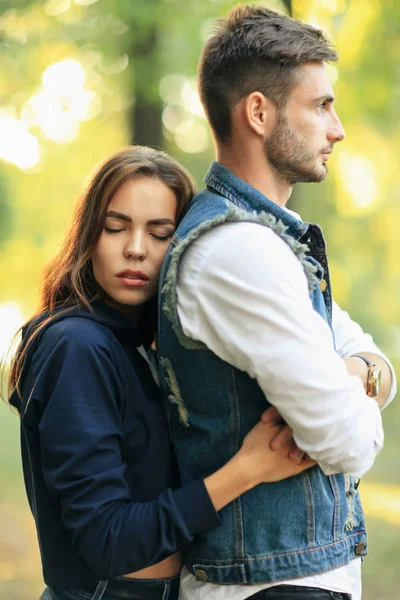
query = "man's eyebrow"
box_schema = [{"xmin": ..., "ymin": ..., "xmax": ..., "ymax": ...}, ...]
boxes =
[
  {"xmin": 147, "ymin": 218, "xmax": 176, "ymax": 226},
  {"xmin": 314, "ymin": 94, "xmax": 335, "ymax": 104},
  {"xmin": 105, "ymin": 211, "xmax": 132, "ymax": 223}
]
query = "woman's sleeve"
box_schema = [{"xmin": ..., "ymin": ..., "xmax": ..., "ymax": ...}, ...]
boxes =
[{"xmin": 28, "ymin": 327, "xmax": 220, "ymax": 579}]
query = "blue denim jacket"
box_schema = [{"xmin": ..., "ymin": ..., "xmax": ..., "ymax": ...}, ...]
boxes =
[{"xmin": 157, "ymin": 162, "xmax": 366, "ymax": 585}]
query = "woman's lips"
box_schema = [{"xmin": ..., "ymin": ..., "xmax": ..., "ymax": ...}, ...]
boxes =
[
  {"xmin": 116, "ymin": 270, "xmax": 149, "ymax": 288},
  {"xmin": 117, "ymin": 276, "xmax": 149, "ymax": 288}
]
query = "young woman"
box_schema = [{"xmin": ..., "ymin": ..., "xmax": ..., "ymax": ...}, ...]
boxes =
[{"xmin": 6, "ymin": 146, "xmax": 313, "ymax": 600}]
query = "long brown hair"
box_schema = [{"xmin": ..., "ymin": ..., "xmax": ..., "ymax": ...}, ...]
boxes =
[{"xmin": 6, "ymin": 145, "xmax": 196, "ymax": 400}]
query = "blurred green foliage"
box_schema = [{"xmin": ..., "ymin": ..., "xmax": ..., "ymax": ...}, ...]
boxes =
[{"xmin": 0, "ymin": 1, "xmax": 399, "ymax": 598}]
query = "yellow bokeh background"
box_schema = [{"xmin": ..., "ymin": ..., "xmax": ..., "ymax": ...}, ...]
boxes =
[{"xmin": 0, "ymin": 1, "xmax": 398, "ymax": 598}]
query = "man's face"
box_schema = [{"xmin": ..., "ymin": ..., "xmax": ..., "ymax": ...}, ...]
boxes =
[{"xmin": 265, "ymin": 62, "xmax": 345, "ymax": 184}]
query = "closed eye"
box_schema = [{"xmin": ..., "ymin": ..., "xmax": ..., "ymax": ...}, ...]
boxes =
[
  {"xmin": 150, "ymin": 233, "xmax": 173, "ymax": 242},
  {"xmin": 104, "ymin": 227, "xmax": 124, "ymax": 234}
]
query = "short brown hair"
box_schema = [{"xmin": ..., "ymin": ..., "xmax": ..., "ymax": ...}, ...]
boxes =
[{"xmin": 198, "ymin": 5, "xmax": 338, "ymax": 143}]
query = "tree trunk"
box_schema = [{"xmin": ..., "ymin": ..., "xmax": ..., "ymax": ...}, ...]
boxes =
[
  {"xmin": 131, "ymin": 95, "xmax": 163, "ymax": 149},
  {"xmin": 128, "ymin": 25, "xmax": 163, "ymax": 148},
  {"xmin": 282, "ymin": 0, "xmax": 293, "ymax": 17}
]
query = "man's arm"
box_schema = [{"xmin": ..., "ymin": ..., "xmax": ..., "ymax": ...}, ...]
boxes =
[
  {"xmin": 176, "ymin": 222, "xmax": 386, "ymax": 478},
  {"xmin": 332, "ymin": 301, "xmax": 396, "ymax": 410},
  {"xmin": 343, "ymin": 354, "xmax": 390, "ymax": 409}
]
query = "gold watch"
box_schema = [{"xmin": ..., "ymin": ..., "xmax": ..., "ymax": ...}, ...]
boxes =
[{"xmin": 352, "ymin": 355, "xmax": 382, "ymax": 398}]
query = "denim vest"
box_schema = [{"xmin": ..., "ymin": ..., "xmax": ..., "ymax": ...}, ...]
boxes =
[{"xmin": 157, "ymin": 162, "xmax": 366, "ymax": 585}]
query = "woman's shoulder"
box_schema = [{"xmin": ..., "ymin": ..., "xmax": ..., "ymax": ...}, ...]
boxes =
[{"xmin": 39, "ymin": 315, "xmax": 115, "ymax": 355}]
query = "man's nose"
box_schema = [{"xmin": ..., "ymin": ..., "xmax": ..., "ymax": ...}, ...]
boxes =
[{"xmin": 328, "ymin": 112, "xmax": 345, "ymax": 143}]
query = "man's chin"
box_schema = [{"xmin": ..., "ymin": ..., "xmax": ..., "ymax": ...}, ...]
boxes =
[
  {"xmin": 313, "ymin": 168, "xmax": 328, "ymax": 183},
  {"xmin": 305, "ymin": 163, "xmax": 328, "ymax": 183},
  {"xmin": 290, "ymin": 168, "xmax": 327, "ymax": 184}
]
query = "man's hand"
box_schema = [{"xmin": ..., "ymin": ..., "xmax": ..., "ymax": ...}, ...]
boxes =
[{"xmin": 261, "ymin": 407, "xmax": 313, "ymax": 465}]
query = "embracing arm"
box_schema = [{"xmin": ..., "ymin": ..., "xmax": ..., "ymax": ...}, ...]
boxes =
[
  {"xmin": 29, "ymin": 331, "xmax": 216, "ymax": 579},
  {"xmin": 27, "ymin": 326, "xmax": 311, "ymax": 580}
]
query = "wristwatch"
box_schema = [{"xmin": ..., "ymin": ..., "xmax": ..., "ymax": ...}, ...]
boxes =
[{"xmin": 352, "ymin": 355, "xmax": 382, "ymax": 398}]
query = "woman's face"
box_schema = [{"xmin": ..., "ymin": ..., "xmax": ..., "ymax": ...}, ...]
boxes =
[{"xmin": 92, "ymin": 176, "xmax": 177, "ymax": 319}]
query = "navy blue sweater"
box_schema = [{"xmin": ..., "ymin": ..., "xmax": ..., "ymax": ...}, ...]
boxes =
[{"xmin": 10, "ymin": 302, "xmax": 219, "ymax": 587}]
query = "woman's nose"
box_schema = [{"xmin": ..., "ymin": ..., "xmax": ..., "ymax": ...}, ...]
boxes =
[{"xmin": 124, "ymin": 233, "xmax": 147, "ymax": 260}]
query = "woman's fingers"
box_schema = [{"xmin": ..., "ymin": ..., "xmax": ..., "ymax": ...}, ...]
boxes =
[
  {"xmin": 260, "ymin": 406, "xmax": 284, "ymax": 424},
  {"xmin": 288, "ymin": 447, "xmax": 307, "ymax": 465},
  {"xmin": 269, "ymin": 424, "xmax": 294, "ymax": 451}
]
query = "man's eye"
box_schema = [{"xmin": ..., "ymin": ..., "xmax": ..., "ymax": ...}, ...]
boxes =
[{"xmin": 104, "ymin": 227, "xmax": 123, "ymax": 234}]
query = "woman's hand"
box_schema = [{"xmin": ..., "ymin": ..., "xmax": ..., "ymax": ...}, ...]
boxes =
[
  {"xmin": 204, "ymin": 410, "xmax": 316, "ymax": 512},
  {"xmin": 239, "ymin": 413, "xmax": 316, "ymax": 486},
  {"xmin": 260, "ymin": 406, "xmax": 313, "ymax": 466}
]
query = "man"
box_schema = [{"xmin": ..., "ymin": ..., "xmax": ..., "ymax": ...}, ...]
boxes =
[{"xmin": 158, "ymin": 6, "xmax": 396, "ymax": 600}]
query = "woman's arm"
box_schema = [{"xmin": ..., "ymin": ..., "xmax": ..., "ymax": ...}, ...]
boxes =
[{"xmin": 26, "ymin": 327, "xmax": 312, "ymax": 580}]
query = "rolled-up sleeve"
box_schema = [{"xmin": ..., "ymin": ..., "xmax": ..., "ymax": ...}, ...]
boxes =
[{"xmin": 332, "ymin": 300, "xmax": 397, "ymax": 409}]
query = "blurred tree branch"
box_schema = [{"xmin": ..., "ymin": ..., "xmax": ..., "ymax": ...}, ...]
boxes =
[{"xmin": 281, "ymin": 0, "xmax": 293, "ymax": 17}]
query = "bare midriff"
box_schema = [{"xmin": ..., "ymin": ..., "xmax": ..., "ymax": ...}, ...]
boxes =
[{"xmin": 124, "ymin": 551, "xmax": 183, "ymax": 579}]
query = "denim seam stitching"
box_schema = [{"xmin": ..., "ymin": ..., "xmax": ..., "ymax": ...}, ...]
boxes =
[
  {"xmin": 230, "ymin": 368, "xmax": 244, "ymax": 558},
  {"xmin": 302, "ymin": 471, "xmax": 316, "ymax": 547},
  {"xmin": 189, "ymin": 530, "xmax": 364, "ymax": 563},
  {"xmin": 329, "ymin": 474, "xmax": 342, "ymax": 540},
  {"xmin": 205, "ymin": 178, "xmax": 249, "ymax": 210}
]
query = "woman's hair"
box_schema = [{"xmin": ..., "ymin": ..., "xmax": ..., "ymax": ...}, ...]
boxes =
[{"xmin": 6, "ymin": 145, "xmax": 196, "ymax": 400}]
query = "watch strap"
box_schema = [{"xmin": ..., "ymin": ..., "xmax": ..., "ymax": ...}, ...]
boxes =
[{"xmin": 352, "ymin": 355, "xmax": 374, "ymax": 368}]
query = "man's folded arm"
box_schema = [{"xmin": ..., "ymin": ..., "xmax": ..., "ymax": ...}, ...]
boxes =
[
  {"xmin": 176, "ymin": 222, "xmax": 386, "ymax": 478},
  {"xmin": 332, "ymin": 300, "xmax": 396, "ymax": 409}
]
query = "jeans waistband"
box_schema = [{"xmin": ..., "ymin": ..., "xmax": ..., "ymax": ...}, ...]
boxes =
[{"xmin": 85, "ymin": 575, "xmax": 180, "ymax": 600}]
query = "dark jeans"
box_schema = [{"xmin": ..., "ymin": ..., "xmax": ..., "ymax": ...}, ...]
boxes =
[
  {"xmin": 40, "ymin": 575, "xmax": 180, "ymax": 600},
  {"xmin": 248, "ymin": 585, "xmax": 351, "ymax": 599}
]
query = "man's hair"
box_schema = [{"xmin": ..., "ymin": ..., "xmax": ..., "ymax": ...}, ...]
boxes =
[{"xmin": 198, "ymin": 5, "xmax": 338, "ymax": 143}]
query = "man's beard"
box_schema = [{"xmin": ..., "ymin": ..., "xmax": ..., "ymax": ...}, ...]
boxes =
[{"xmin": 265, "ymin": 112, "xmax": 328, "ymax": 185}]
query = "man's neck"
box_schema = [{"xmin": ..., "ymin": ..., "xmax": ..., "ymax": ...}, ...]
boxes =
[{"xmin": 216, "ymin": 147, "xmax": 292, "ymax": 208}]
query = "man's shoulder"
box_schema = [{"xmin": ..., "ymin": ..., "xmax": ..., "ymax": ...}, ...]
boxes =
[
  {"xmin": 174, "ymin": 188, "xmax": 230, "ymax": 242},
  {"xmin": 187, "ymin": 188, "xmax": 230, "ymax": 218}
]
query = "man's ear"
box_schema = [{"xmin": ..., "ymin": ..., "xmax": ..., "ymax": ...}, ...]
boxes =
[{"xmin": 244, "ymin": 92, "xmax": 274, "ymax": 138}]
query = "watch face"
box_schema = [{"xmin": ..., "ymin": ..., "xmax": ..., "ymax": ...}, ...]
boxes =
[
  {"xmin": 369, "ymin": 367, "xmax": 382, "ymax": 397},
  {"xmin": 374, "ymin": 368, "xmax": 382, "ymax": 394}
]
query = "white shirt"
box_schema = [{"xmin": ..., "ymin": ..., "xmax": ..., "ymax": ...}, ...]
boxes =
[{"xmin": 175, "ymin": 218, "xmax": 396, "ymax": 600}]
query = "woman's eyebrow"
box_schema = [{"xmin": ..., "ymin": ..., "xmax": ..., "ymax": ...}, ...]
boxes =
[
  {"xmin": 106, "ymin": 210, "xmax": 132, "ymax": 222},
  {"xmin": 147, "ymin": 218, "xmax": 176, "ymax": 226}
]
